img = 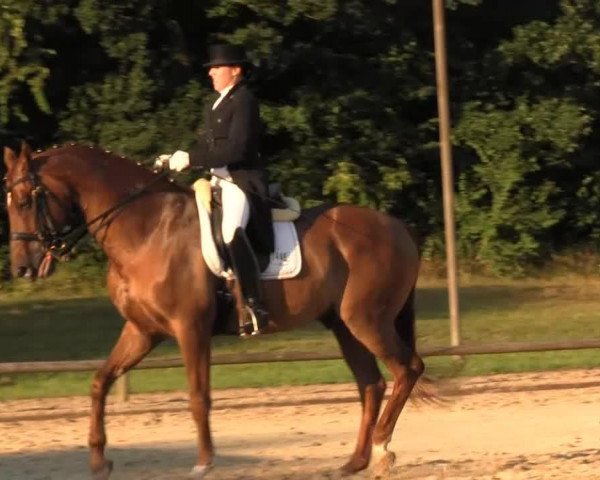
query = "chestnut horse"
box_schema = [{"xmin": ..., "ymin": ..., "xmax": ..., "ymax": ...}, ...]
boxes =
[{"xmin": 3, "ymin": 142, "xmax": 424, "ymax": 479}]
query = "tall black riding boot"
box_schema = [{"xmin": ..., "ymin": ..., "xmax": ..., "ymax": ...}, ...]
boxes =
[{"xmin": 226, "ymin": 227, "xmax": 269, "ymax": 336}]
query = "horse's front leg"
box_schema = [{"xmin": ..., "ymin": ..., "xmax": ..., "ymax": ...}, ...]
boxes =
[
  {"xmin": 175, "ymin": 315, "xmax": 214, "ymax": 477},
  {"xmin": 89, "ymin": 321, "xmax": 159, "ymax": 479}
]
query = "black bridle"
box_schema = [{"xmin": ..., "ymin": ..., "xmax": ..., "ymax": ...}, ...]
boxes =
[
  {"xmin": 4, "ymin": 169, "xmax": 171, "ymax": 260},
  {"xmin": 4, "ymin": 172, "xmax": 78, "ymax": 259}
]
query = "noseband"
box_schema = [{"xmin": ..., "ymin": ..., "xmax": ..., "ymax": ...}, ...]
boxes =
[{"xmin": 4, "ymin": 172, "xmax": 80, "ymax": 259}]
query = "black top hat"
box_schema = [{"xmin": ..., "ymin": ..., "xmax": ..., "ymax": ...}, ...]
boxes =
[{"xmin": 203, "ymin": 44, "xmax": 253, "ymax": 68}]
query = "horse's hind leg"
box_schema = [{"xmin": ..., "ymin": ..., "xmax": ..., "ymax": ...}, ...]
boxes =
[
  {"xmin": 368, "ymin": 294, "xmax": 424, "ymax": 477},
  {"xmin": 89, "ymin": 321, "xmax": 160, "ymax": 479},
  {"xmin": 342, "ymin": 289, "xmax": 424, "ymax": 476},
  {"xmin": 372, "ymin": 290, "xmax": 424, "ymax": 447},
  {"xmin": 329, "ymin": 316, "xmax": 387, "ymax": 475},
  {"xmin": 370, "ymin": 350, "xmax": 423, "ymax": 475}
]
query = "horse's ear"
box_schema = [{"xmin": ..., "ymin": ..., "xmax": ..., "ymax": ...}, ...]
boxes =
[
  {"xmin": 19, "ymin": 140, "xmax": 32, "ymax": 162},
  {"xmin": 3, "ymin": 146, "xmax": 17, "ymax": 171}
]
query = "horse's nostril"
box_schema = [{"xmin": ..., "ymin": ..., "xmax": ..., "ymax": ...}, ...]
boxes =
[{"xmin": 16, "ymin": 266, "xmax": 28, "ymax": 278}]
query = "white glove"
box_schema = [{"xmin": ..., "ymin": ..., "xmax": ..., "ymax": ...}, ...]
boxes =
[
  {"xmin": 169, "ymin": 150, "xmax": 190, "ymax": 172},
  {"xmin": 153, "ymin": 154, "xmax": 171, "ymax": 169}
]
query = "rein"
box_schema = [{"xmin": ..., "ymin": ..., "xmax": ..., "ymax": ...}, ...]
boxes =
[{"xmin": 5, "ymin": 169, "xmax": 171, "ymax": 260}]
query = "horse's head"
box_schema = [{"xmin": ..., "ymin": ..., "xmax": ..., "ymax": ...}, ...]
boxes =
[{"xmin": 3, "ymin": 142, "xmax": 79, "ymax": 280}]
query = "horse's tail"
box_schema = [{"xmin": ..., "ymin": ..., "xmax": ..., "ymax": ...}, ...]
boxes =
[
  {"xmin": 396, "ymin": 286, "xmax": 445, "ymax": 405},
  {"xmin": 394, "ymin": 286, "xmax": 417, "ymax": 351}
]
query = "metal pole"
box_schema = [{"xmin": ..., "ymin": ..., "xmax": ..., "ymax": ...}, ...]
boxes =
[{"xmin": 432, "ymin": 0, "xmax": 461, "ymax": 347}]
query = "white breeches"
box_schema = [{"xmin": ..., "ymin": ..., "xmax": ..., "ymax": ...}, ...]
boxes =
[{"xmin": 211, "ymin": 168, "xmax": 249, "ymax": 244}]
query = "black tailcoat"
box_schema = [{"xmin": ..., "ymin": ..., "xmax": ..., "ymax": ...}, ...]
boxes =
[{"xmin": 189, "ymin": 82, "xmax": 273, "ymax": 257}]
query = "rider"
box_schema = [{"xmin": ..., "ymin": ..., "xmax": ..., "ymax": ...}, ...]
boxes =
[{"xmin": 160, "ymin": 43, "xmax": 271, "ymax": 336}]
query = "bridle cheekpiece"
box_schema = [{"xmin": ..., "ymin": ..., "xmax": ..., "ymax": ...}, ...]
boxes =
[{"xmin": 4, "ymin": 172, "xmax": 79, "ymax": 259}]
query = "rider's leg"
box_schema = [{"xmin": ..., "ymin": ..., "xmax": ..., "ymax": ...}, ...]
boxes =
[
  {"xmin": 220, "ymin": 180, "xmax": 268, "ymax": 334},
  {"xmin": 227, "ymin": 227, "xmax": 268, "ymax": 333}
]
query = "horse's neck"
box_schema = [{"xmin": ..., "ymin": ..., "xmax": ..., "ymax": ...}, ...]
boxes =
[
  {"xmin": 66, "ymin": 160, "xmax": 146, "ymax": 221},
  {"xmin": 57, "ymin": 153, "xmax": 187, "ymax": 256}
]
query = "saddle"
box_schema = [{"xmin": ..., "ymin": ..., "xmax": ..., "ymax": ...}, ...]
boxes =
[{"xmin": 192, "ymin": 179, "xmax": 302, "ymax": 280}]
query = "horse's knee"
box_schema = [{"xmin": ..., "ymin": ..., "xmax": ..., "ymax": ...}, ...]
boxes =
[
  {"xmin": 90, "ymin": 373, "xmax": 102, "ymax": 397},
  {"xmin": 90, "ymin": 372, "xmax": 110, "ymax": 401}
]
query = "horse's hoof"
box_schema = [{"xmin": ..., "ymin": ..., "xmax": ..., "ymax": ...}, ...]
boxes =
[
  {"xmin": 190, "ymin": 464, "xmax": 212, "ymax": 478},
  {"xmin": 371, "ymin": 450, "xmax": 395, "ymax": 478},
  {"xmin": 339, "ymin": 455, "xmax": 370, "ymax": 476},
  {"xmin": 91, "ymin": 459, "xmax": 113, "ymax": 480}
]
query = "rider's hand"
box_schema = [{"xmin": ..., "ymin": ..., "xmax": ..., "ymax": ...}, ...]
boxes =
[
  {"xmin": 168, "ymin": 150, "xmax": 190, "ymax": 172},
  {"xmin": 153, "ymin": 154, "xmax": 171, "ymax": 169}
]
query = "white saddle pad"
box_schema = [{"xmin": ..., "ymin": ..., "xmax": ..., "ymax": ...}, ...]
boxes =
[{"xmin": 195, "ymin": 189, "xmax": 302, "ymax": 280}]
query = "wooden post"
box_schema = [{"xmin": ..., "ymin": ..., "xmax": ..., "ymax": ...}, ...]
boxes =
[
  {"xmin": 115, "ymin": 372, "xmax": 130, "ymax": 402},
  {"xmin": 432, "ymin": 0, "xmax": 461, "ymax": 348}
]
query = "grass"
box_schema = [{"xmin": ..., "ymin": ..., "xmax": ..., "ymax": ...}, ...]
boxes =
[{"xmin": 0, "ymin": 265, "xmax": 599, "ymax": 400}]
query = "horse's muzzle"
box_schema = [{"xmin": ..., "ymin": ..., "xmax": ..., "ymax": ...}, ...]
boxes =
[
  {"xmin": 16, "ymin": 265, "xmax": 36, "ymax": 280},
  {"xmin": 13, "ymin": 252, "xmax": 54, "ymax": 280}
]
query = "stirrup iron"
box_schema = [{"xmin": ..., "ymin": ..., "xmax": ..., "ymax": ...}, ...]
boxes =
[{"xmin": 239, "ymin": 304, "xmax": 267, "ymax": 337}]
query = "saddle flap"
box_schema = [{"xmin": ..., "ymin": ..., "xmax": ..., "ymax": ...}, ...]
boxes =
[{"xmin": 193, "ymin": 187, "xmax": 302, "ymax": 280}]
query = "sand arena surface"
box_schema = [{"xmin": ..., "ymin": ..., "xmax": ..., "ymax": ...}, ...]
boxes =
[{"xmin": 0, "ymin": 369, "xmax": 599, "ymax": 479}]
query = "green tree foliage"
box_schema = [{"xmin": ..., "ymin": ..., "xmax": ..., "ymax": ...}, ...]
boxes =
[
  {"xmin": 0, "ymin": 2, "xmax": 55, "ymax": 123},
  {"xmin": 498, "ymin": 0, "xmax": 600, "ymax": 246},
  {"xmin": 58, "ymin": 1, "xmax": 212, "ymax": 159},
  {"xmin": 450, "ymin": 0, "xmax": 599, "ymax": 272},
  {"xmin": 454, "ymin": 98, "xmax": 591, "ymax": 274}
]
